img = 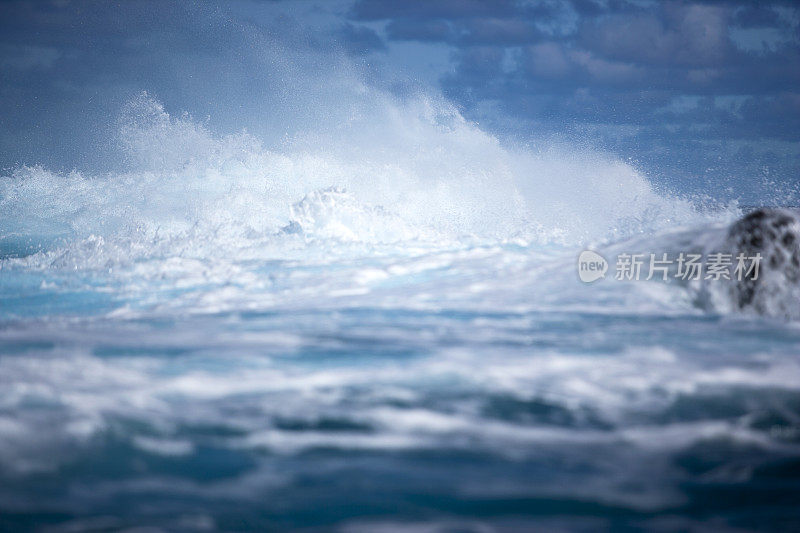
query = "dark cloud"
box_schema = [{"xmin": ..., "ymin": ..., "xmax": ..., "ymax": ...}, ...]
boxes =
[
  {"xmin": 0, "ymin": 0, "xmax": 797, "ymax": 201},
  {"xmin": 386, "ymin": 16, "xmax": 546, "ymax": 45},
  {"xmin": 579, "ymin": 4, "xmax": 733, "ymax": 67},
  {"xmin": 386, "ymin": 18, "xmax": 457, "ymax": 42},
  {"xmin": 0, "ymin": 0, "xmax": 356, "ymax": 171},
  {"xmin": 338, "ymin": 23, "xmax": 387, "ymax": 55},
  {"xmin": 732, "ymin": 4, "xmax": 785, "ymax": 28},
  {"xmin": 348, "ymin": 0, "xmax": 800, "ymax": 198},
  {"xmin": 351, "ymin": 0, "xmax": 521, "ymax": 21}
]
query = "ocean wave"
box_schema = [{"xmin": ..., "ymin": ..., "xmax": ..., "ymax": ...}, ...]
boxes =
[{"xmin": 1, "ymin": 93, "xmax": 715, "ymax": 271}]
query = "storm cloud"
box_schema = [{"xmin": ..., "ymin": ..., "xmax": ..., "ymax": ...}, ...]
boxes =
[
  {"xmin": 350, "ymin": 0, "xmax": 800, "ymax": 199},
  {"xmin": 0, "ymin": 0, "xmax": 797, "ymax": 201}
]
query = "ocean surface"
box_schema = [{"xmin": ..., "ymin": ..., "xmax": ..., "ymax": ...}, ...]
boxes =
[{"xmin": 1, "ymin": 95, "xmax": 799, "ymax": 532}]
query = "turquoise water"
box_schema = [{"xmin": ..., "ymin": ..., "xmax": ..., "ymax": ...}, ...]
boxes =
[{"xmin": 2, "ymin": 238, "xmax": 800, "ymax": 532}]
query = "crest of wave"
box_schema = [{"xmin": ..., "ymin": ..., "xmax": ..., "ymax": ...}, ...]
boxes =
[{"xmin": 1, "ymin": 91, "xmax": 705, "ymax": 269}]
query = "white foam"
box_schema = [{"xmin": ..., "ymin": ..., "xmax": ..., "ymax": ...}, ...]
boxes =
[{"xmin": 0, "ymin": 92, "xmax": 715, "ymax": 277}]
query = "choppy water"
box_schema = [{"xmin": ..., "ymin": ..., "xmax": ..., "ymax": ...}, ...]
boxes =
[{"xmin": 1, "ymin": 95, "xmax": 799, "ymax": 532}]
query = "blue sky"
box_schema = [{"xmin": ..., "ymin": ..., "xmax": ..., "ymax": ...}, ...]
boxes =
[{"xmin": 0, "ymin": 0, "xmax": 798, "ymax": 202}]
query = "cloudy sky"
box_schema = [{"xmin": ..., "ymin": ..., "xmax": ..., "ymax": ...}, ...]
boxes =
[{"xmin": 1, "ymin": 0, "xmax": 798, "ymax": 201}]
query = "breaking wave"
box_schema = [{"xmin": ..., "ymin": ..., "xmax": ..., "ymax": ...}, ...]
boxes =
[{"xmin": 1, "ymin": 92, "xmax": 714, "ymax": 271}]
